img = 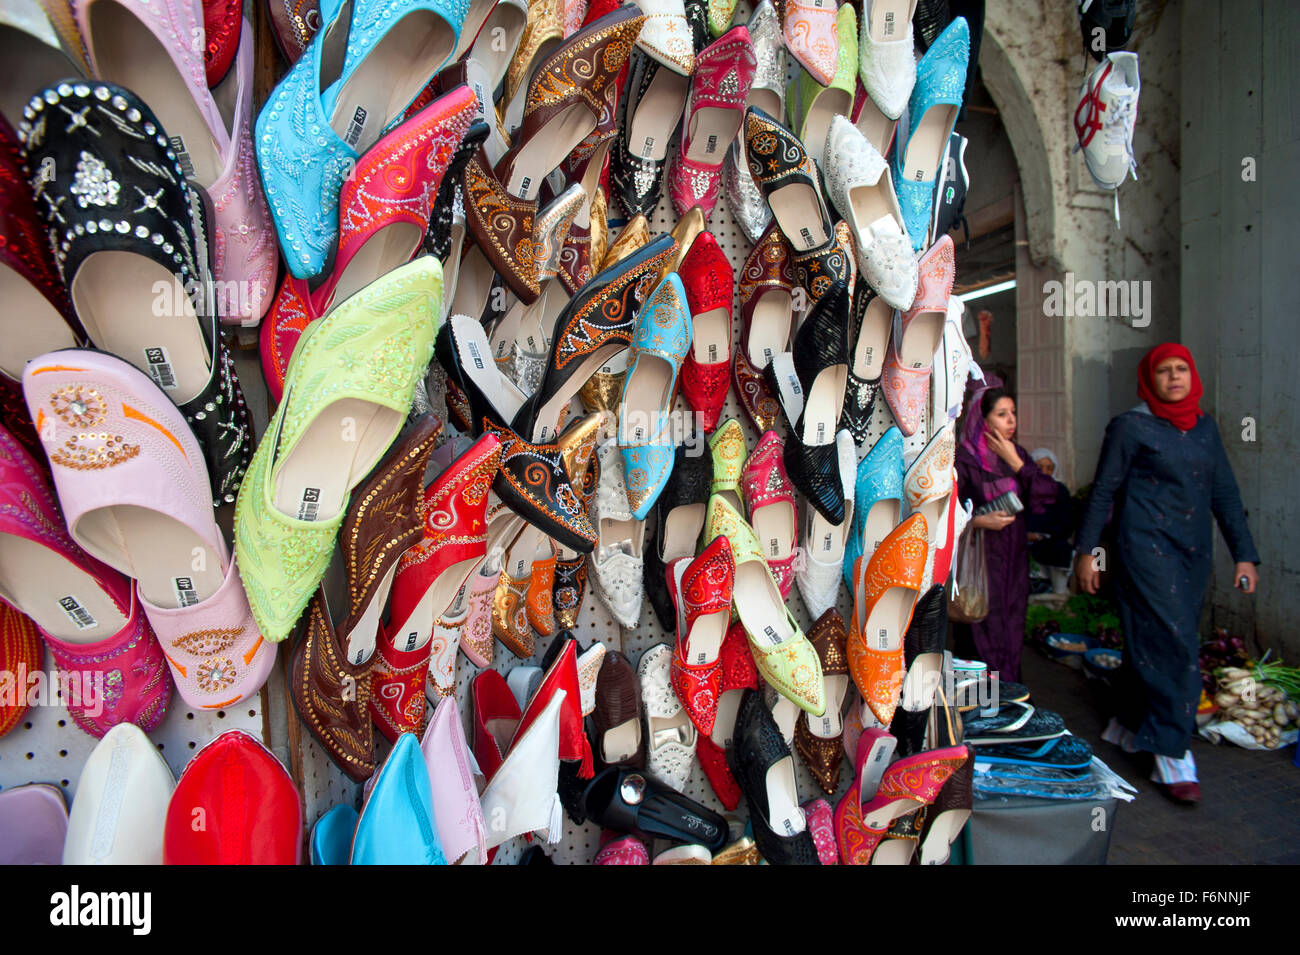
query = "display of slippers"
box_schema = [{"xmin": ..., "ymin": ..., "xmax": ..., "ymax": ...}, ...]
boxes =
[
  {"xmin": 20, "ymin": 81, "xmax": 254, "ymax": 504},
  {"xmin": 256, "ymin": 0, "xmax": 466, "ymax": 278},
  {"xmin": 77, "ymin": 0, "xmax": 277, "ymax": 320},
  {"xmin": 260, "ymin": 84, "xmax": 477, "ymax": 401}
]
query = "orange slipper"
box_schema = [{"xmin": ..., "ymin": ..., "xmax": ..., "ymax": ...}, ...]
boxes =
[{"xmin": 849, "ymin": 513, "xmax": 928, "ymax": 725}]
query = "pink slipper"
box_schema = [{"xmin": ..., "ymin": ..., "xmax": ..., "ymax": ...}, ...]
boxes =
[
  {"xmin": 0, "ymin": 422, "xmax": 169, "ymax": 737},
  {"xmin": 594, "ymin": 832, "xmax": 650, "ymax": 864},
  {"xmin": 782, "ymin": 0, "xmax": 838, "ymax": 86},
  {"xmin": 23, "ymin": 350, "xmax": 274, "ymax": 710},
  {"xmin": 882, "ymin": 235, "xmax": 954, "ymax": 436},
  {"xmin": 421, "ymin": 694, "xmax": 489, "ymax": 865},
  {"xmin": 75, "ymin": 1, "xmax": 276, "ymax": 323},
  {"xmin": 803, "ymin": 796, "xmax": 839, "ymax": 865}
]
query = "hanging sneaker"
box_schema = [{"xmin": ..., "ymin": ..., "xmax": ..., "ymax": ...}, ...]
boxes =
[{"xmin": 1073, "ymin": 51, "xmax": 1139, "ymax": 212}]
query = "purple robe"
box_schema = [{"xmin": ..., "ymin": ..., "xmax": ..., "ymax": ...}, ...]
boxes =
[{"xmin": 954, "ymin": 442, "xmax": 1058, "ymax": 682}]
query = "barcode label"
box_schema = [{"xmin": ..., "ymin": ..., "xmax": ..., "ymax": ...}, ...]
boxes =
[
  {"xmin": 822, "ymin": 532, "xmax": 833, "ymax": 552},
  {"xmin": 297, "ymin": 487, "xmax": 321, "ymax": 521},
  {"xmin": 769, "ymin": 537, "xmax": 781, "ymax": 557},
  {"xmin": 526, "ymin": 334, "xmax": 539, "ymax": 351},
  {"xmin": 786, "ymin": 374, "xmax": 802, "ymax": 396},
  {"xmin": 762, "ymin": 347, "xmax": 774, "ymax": 364},
  {"xmin": 761, "ymin": 624, "xmax": 782, "ymax": 646},
  {"xmin": 144, "ymin": 346, "xmax": 177, "ymax": 390},
  {"xmin": 519, "ymin": 176, "xmax": 532, "ymax": 194},
  {"xmin": 708, "ymin": 343, "xmax": 718, "ymax": 362},
  {"xmin": 467, "ymin": 340, "xmax": 484, "ymax": 369},
  {"xmin": 640, "ymin": 136, "xmax": 655, "ymax": 158},
  {"xmin": 782, "ymin": 818, "xmax": 796, "ymax": 835},
  {"xmin": 169, "ymin": 136, "xmax": 196, "ymax": 180},
  {"xmin": 821, "ymin": 715, "xmax": 834, "ymax": 735},
  {"xmin": 884, "ymin": 11, "xmax": 896, "ymax": 36},
  {"xmin": 343, "ymin": 106, "xmax": 368, "ymax": 147},
  {"xmin": 405, "ymin": 630, "xmax": 419, "ymax": 652},
  {"xmin": 815, "ymin": 422, "xmax": 825, "ymax": 443},
  {"xmin": 447, "ymin": 582, "xmax": 470, "ymax": 617},
  {"xmin": 513, "ymin": 558, "xmax": 528, "ymax": 577},
  {"xmin": 695, "ymin": 651, "xmax": 707, "ymax": 664},
  {"xmin": 495, "ymin": 338, "xmax": 509, "ymax": 358},
  {"xmin": 877, "ymin": 628, "xmax": 889, "ymax": 649},
  {"xmin": 172, "ymin": 576, "xmax": 199, "ymax": 608},
  {"xmin": 59, "ymin": 595, "xmax": 96, "ymax": 630},
  {"xmin": 800, "ymin": 227, "xmax": 813, "ymax": 246},
  {"xmin": 705, "ymin": 134, "xmax": 718, "ymax": 154}
]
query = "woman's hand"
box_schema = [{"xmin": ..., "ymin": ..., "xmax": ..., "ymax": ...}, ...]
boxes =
[
  {"xmin": 1075, "ymin": 552, "xmax": 1101, "ymax": 594},
  {"xmin": 1235, "ymin": 562, "xmax": 1258, "ymax": 594},
  {"xmin": 985, "ymin": 429, "xmax": 1024, "ymax": 470},
  {"xmin": 971, "ymin": 510, "xmax": 1015, "ymax": 532}
]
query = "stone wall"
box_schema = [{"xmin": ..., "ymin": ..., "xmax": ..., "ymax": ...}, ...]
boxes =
[{"xmin": 1180, "ymin": 0, "xmax": 1300, "ymax": 656}]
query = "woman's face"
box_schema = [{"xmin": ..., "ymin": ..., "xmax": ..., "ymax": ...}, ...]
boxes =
[
  {"xmin": 985, "ymin": 397, "xmax": 1017, "ymax": 440},
  {"xmin": 1036, "ymin": 456, "xmax": 1056, "ymax": 476},
  {"xmin": 1152, "ymin": 357, "xmax": 1192, "ymax": 402}
]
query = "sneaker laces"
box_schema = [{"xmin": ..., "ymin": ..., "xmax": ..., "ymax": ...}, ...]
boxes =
[{"xmin": 1105, "ymin": 91, "xmax": 1139, "ymax": 182}]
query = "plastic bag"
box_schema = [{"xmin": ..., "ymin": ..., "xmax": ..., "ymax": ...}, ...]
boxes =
[{"xmin": 949, "ymin": 527, "xmax": 989, "ymax": 623}]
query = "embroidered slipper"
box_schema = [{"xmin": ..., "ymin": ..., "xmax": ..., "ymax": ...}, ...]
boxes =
[
  {"xmin": 0, "ymin": 421, "xmax": 169, "ymax": 737},
  {"xmin": 24, "ymin": 349, "xmax": 273, "ymax": 709},
  {"xmin": 0, "ymin": 601, "xmax": 41, "ymax": 738},
  {"xmin": 0, "ymin": 115, "xmax": 83, "ymax": 379},
  {"xmin": 234, "ymin": 256, "xmax": 441, "ymax": 643},
  {"xmin": 64, "ymin": 722, "xmax": 174, "ymax": 863}
]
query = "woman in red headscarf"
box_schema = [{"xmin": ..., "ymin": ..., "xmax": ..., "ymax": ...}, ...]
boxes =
[{"xmin": 1074, "ymin": 344, "xmax": 1259, "ymax": 805}]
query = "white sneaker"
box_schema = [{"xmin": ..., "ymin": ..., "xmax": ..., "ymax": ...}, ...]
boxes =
[{"xmin": 1074, "ymin": 51, "xmax": 1140, "ymax": 192}]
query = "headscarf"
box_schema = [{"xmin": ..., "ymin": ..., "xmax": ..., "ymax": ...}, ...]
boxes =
[
  {"xmin": 960, "ymin": 375, "xmax": 1019, "ymax": 500},
  {"xmin": 1030, "ymin": 448, "xmax": 1058, "ymax": 473},
  {"xmin": 1137, "ymin": 343, "xmax": 1203, "ymax": 431}
]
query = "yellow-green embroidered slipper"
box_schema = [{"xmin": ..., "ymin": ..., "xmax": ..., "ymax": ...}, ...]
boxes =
[
  {"xmin": 787, "ymin": 2, "xmax": 858, "ymax": 170},
  {"xmin": 234, "ymin": 257, "xmax": 443, "ymax": 642},
  {"xmin": 707, "ymin": 0, "xmax": 737, "ymax": 38},
  {"xmin": 703, "ymin": 494, "xmax": 825, "ymax": 716}
]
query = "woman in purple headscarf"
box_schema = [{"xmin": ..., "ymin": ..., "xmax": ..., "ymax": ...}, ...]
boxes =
[{"xmin": 953, "ymin": 380, "xmax": 1059, "ymax": 681}]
